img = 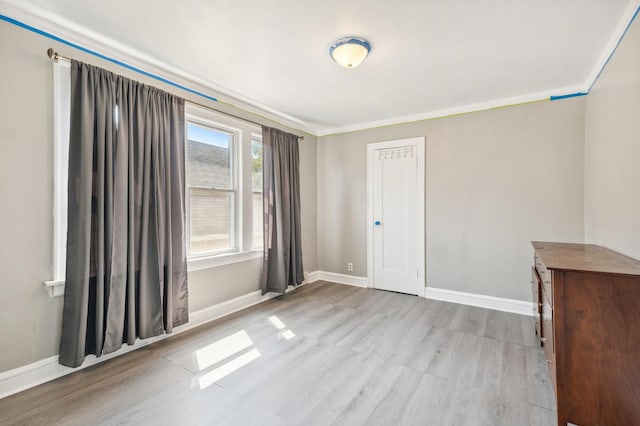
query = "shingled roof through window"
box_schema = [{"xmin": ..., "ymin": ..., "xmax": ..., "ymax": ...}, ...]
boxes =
[{"xmin": 187, "ymin": 140, "xmax": 231, "ymax": 188}]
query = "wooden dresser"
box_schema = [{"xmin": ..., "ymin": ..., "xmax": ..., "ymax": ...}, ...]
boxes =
[{"xmin": 531, "ymin": 241, "xmax": 640, "ymax": 425}]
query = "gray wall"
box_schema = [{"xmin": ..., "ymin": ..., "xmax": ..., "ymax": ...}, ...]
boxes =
[
  {"xmin": 4, "ymin": 6, "xmax": 636, "ymax": 376},
  {"xmin": 585, "ymin": 16, "xmax": 640, "ymax": 258},
  {"xmin": 0, "ymin": 20, "xmax": 317, "ymax": 373},
  {"xmin": 318, "ymin": 99, "xmax": 586, "ymax": 301}
]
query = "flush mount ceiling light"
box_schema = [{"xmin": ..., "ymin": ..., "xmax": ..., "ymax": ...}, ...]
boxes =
[{"xmin": 329, "ymin": 36, "xmax": 371, "ymax": 69}]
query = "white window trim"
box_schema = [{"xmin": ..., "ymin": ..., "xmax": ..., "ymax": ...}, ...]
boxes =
[
  {"xmin": 184, "ymin": 105, "xmax": 264, "ymax": 273},
  {"xmin": 44, "ymin": 59, "xmax": 70, "ymax": 298},
  {"xmin": 185, "ymin": 103, "xmax": 261, "ymax": 256},
  {"xmin": 47, "ymin": 252, "xmax": 265, "ymax": 297},
  {"xmin": 251, "ymin": 133, "xmax": 264, "ymax": 250},
  {"xmin": 185, "ymin": 116, "xmax": 241, "ymax": 258},
  {"xmin": 187, "ymin": 249, "xmax": 263, "ymax": 272}
]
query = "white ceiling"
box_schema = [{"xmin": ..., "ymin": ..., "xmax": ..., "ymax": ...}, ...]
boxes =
[{"xmin": 2, "ymin": 0, "xmax": 638, "ymax": 135}]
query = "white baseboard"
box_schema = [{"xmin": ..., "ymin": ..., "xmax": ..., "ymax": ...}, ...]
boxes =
[
  {"xmin": 0, "ymin": 275, "xmax": 533, "ymax": 399},
  {"xmin": 312, "ymin": 271, "xmax": 368, "ymax": 288},
  {"xmin": 314, "ymin": 272, "xmax": 532, "ymax": 316},
  {"xmin": 425, "ymin": 287, "xmax": 534, "ymax": 317},
  {"xmin": 305, "ymin": 270, "xmax": 322, "ymax": 284},
  {"xmin": 0, "ymin": 280, "xmax": 312, "ymax": 400},
  {"xmin": 309, "ymin": 271, "xmax": 533, "ymax": 316},
  {"xmin": 187, "ymin": 289, "xmax": 267, "ymax": 326}
]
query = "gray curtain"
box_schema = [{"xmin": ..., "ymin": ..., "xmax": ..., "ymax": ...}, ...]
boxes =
[
  {"xmin": 261, "ymin": 127, "xmax": 304, "ymax": 294},
  {"xmin": 59, "ymin": 61, "xmax": 188, "ymax": 368}
]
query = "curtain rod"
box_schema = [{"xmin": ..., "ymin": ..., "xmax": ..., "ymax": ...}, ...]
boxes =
[{"xmin": 46, "ymin": 48, "xmax": 304, "ymax": 140}]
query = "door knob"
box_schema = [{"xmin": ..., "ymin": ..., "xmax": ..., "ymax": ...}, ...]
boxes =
[{"xmin": 374, "ymin": 221, "xmax": 381, "ymax": 226}]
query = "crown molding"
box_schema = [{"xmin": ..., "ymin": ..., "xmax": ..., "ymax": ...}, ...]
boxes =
[
  {"xmin": 1, "ymin": 0, "xmax": 638, "ymax": 138},
  {"xmin": 315, "ymin": 84, "xmax": 587, "ymax": 137},
  {"xmin": 0, "ymin": 0, "xmax": 319, "ymax": 136}
]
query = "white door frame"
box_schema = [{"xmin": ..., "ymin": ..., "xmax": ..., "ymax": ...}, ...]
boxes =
[{"xmin": 367, "ymin": 137, "xmax": 426, "ymax": 297}]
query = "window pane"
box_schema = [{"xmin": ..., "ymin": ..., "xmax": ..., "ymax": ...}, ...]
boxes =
[
  {"xmin": 253, "ymin": 192, "xmax": 263, "ymax": 247},
  {"xmin": 251, "ymin": 139, "xmax": 263, "ymax": 192},
  {"xmin": 189, "ymin": 189, "xmax": 233, "ymax": 255},
  {"xmin": 187, "ymin": 123, "xmax": 233, "ymax": 189}
]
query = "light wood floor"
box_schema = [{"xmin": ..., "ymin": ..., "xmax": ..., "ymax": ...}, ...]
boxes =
[{"xmin": 0, "ymin": 281, "xmax": 557, "ymax": 426}]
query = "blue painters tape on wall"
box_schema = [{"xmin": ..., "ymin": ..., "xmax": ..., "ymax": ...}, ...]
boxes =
[
  {"xmin": 587, "ymin": 5, "xmax": 640, "ymax": 93},
  {"xmin": 550, "ymin": 92, "xmax": 588, "ymax": 101},
  {"xmin": 0, "ymin": 13, "xmax": 218, "ymax": 103}
]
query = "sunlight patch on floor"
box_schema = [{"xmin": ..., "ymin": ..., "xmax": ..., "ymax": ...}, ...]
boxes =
[
  {"xmin": 269, "ymin": 315, "xmax": 296, "ymax": 340},
  {"xmin": 193, "ymin": 315, "xmax": 300, "ymax": 390},
  {"xmin": 269, "ymin": 315, "xmax": 286, "ymax": 330},
  {"xmin": 197, "ymin": 348, "xmax": 262, "ymax": 389},
  {"xmin": 194, "ymin": 330, "xmax": 254, "ymax": 371},
  {"xmin": 281, "ymin": 329, "xmax": 295, "ymax": 340}
]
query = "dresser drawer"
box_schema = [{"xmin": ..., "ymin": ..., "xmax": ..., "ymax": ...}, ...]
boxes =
[
  {"xmin": 542, "ymin": 274, "xmax": 553, "ymax": 307},
  {"xmin": 541, "ymin": 296, "xmax": 554, "ymax": 355},
  {"xmin": 541, "ymin": 285, "xmax": 556, "ymax": 392},
  {"xmin": 531, "ymin": 267, "xmax": 542, "ymax": 338},
  {"xmin": 534, "ymin": 253, "xmax": 546, "ymax": 277},
  {"xmin": 535, "ymin": 254, "xmax": 553, "ymax": 307}
]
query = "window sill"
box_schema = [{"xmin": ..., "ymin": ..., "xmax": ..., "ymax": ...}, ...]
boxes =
[
  {"xmin": 43, "ymin": 250, "xmax": 264, "ymax": 298},
  {"xmin": 44, "ymin": 279, "xmax": 65, "ymax": 298},
  {"xmin": 187, "ymin": 249, "xmax": 263, "ymax": 272}
]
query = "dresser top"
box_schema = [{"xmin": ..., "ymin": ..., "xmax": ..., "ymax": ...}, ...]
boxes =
[{"xmin": 532, "ymin": 241, "xmax": 640, "ymax": 276}]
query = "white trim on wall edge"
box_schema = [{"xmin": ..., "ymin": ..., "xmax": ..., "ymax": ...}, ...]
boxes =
[
  {"xmin": 2, "ymin": 273, "xmax": 535, "ymax": 399},
  {"xmin": 311, "ymin": 272, "xmax": 533, "ymax": 317},
  {"xmin": 583, "ymin": 0, "xmax": 640, "ymax": 91},
  {"xmin": 0, "ymin": 277, "xmax": 318, "ymax": 400},
  {"xmin": 312, "ymin": 271, "xmax": 368, "ymax": 288},
  {"xmin": 5, "ymin": 0, "xmax": 634, "ymax": 139},
  {"xmin": 306, "ymin": 271, "xmax": 322, "ymax": 284},
  {"xmin": 315, "ymin": 86, "xmax": 586, "ymax": 136},
  {"xmin": 425, "ymin": 287, "xmax": 534, "ymax": 317}
]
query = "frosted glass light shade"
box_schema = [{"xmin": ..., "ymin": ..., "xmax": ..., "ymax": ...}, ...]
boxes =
[{"xmin": 329, "ymin": 37, "xmax": 371, "ymax": 68}]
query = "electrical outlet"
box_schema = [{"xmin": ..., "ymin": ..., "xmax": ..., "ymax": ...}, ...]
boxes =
[{"xmin": 347, "ymin": 262, "xmax": 354, "ymax": 272}]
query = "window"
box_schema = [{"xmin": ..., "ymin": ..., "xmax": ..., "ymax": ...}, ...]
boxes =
[
  {"xmin": 186, "ymin": 122, "xmax": 237, "ymax": 256},
  {"xmin": 47, "ymin": 72, "xmax": 264, "ymax": 297},
  {"xmin": 251, "ymin": 135, "xmax": 263, "ymax": 248},
  {"xmin": 185, "ymin": 104, "xmax": 263, "ymax": 270}
]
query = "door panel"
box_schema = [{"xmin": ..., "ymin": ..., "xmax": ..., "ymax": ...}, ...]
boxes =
[
  {"xmin": 379, "ymin": 156, "xmax": 411, "ymax": 272},
  {"xmin": 370, "ymin": 140, "xmax": 424, "ymax": 295}
]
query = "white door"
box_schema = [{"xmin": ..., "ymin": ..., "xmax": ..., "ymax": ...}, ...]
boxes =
[{"xmin": 367, "ymin": 137, "xmax": 425, "ymax": 296}]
